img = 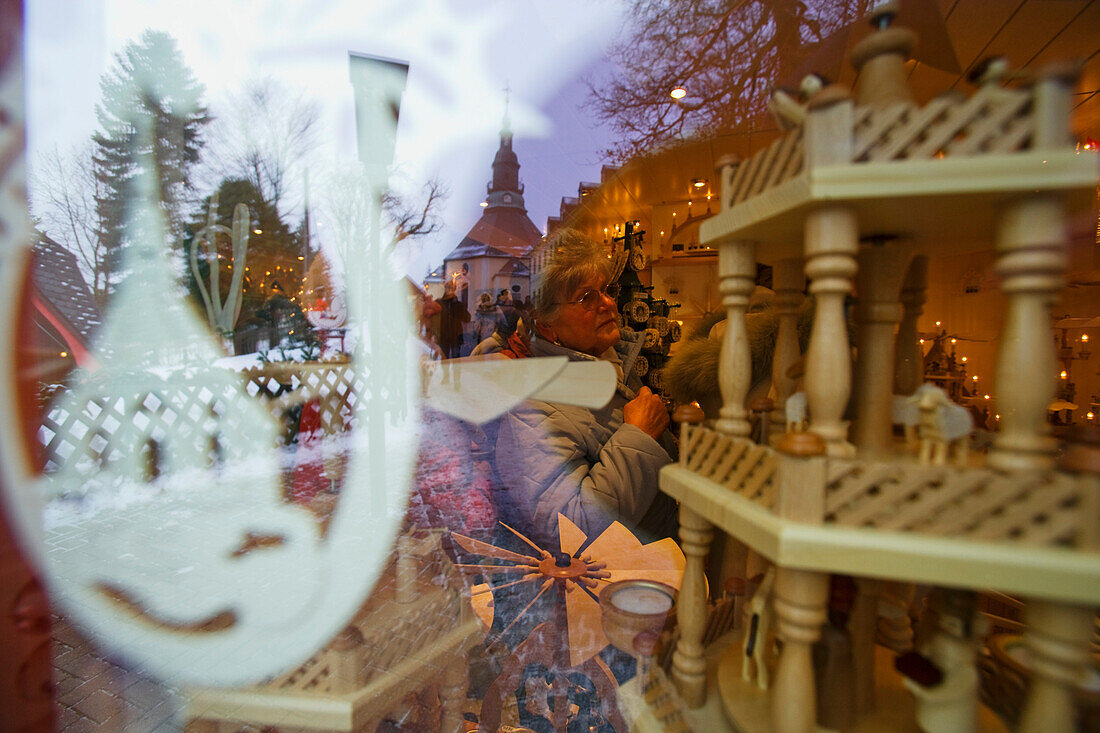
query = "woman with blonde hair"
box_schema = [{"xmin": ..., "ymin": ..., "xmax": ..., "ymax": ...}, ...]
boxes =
[{"xmin": 493, "ymin": 229, "xmax": 677, "ymax": 546}]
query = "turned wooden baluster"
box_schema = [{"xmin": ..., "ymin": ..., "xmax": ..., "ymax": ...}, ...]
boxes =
[
  {"xmin": 770, "ymin": 258, "xmax": 805, "ymax": 436},
  {"xmin": 850, "ymin": 0, "xmax": 916, "ymax": 109},
  {"xmin": 803, "ymin": 206, "xmax": 858, "ymax": 456},
  {"xmin": 671, "ymin": 506, "xmax": 714, "ymax": 708},
  {"xmin": 329, "ymin": 624, "xmax": 369, "ymax": 693},
  {"xmin": 848, "ymin": 578, "xmax": 882, "ymax": 715},
  {"xmin": 894, "ymin": 256, "xmax": 928, "ymax": 397},
  {"xmin": 803, "ymin": 84, "xmax": 858, "ymax": 456},
  {"xmin": 715, "ymin": 240, "xmax": 758, "ymax": 437},
  {"xmin": 771, "ymin": 431, "xmax": 830, "ymax": 733},
  {"xmin": 988, "ymin": 64, "xmax": 1075, "ymax": 472},
  {"xmin": 1019, "ymin": 427, "xmax": 1100, "ymax": 733},
  {"xmin": 674, "ymin": 401, "xmax": 705, "ymax": 467},
  {"xmin": 877, "ymin": 580, "xmax": 916, "ymax": 653},
  {"xmin": 853, "ymin": 242, "xmax": 913, "ymax": 454}
]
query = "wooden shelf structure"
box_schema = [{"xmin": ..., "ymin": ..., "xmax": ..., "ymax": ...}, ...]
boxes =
[
  {"xmin": 184, "ymin": 529, "xmax": 481, "ymax": 732},
  {"xmin": 661, "ymin": 5, "xmax": 1099, "ymax": 732}
]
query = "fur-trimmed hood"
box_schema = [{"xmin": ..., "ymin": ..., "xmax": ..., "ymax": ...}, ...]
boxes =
[{"xmin": 663, "ymin": 301, "xmax": 814, "ymax": 418}]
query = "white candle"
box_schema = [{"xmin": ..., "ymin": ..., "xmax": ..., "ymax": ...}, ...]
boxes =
[{"xmin": 611, "ymin": 586, "xmax": 672, "ymax": 615}]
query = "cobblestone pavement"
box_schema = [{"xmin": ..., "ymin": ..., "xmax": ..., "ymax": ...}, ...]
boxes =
[{"xmin": 52, "ymin": 616, "xmax": 183, "ymax": 732}]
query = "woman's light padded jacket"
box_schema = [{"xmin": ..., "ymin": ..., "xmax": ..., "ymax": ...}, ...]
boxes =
[{"xmin": 493, "ymin": 331, "xmax": 678, "ymax": 547}]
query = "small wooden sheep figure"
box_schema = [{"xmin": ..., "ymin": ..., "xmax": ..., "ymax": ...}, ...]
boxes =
[
  {"xmin": 892, "ymin": 394, "xmax": 920, "ymax": 446},
  {"xmin": 784, "ymin": 391, "xmax": 808, "ymax": 434},
  {"xmin": 907, "ymin": 384, "xmax": 973, "ymax": 467}
]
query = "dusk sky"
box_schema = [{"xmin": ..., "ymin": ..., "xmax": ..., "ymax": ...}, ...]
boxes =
[{"xmin": 26, "ymin": 0, "xmax": 629, "ymax": 277}]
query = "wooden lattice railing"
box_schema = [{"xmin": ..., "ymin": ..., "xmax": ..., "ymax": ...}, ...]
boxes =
[
  {"xmin": 723, "ymin": 127, "xmax": 804, "ymax": 208},
  {"xmin": 682, "ymin": 426, "xmax": 778, "ymax": 509},
  {"xmin": 39, "ymin": 361, "xmax": 367, "ymax": 473},
  {"xmin": 825, "ymin": 459, "xmax": 1096, "ymax": 548},
  {"xmin": 853, "ymin": 85, "xmax": 1033, "ymax": 162},
  {"xmin": 721, "ymin": 83, "xmax": 1038, "ymax": 208},
  {"xmin": 681, "ymin": 426, "xmax": 1099, "ymax": 549}
]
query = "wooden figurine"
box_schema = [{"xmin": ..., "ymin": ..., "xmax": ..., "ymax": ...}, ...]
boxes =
[
  {"xmin": 903, "ymin": 589, "xmax": 981, "ymax": 733},
  {"xmin": 784, "ymin": 391, "xmax": 807, "ymax": 433},
  {"xmin": 908, "ymin": 384, "xmax": 973, "ymax": 466},
  {"xmin": 741, "ymin": 566, "xmax": 776, "ymax": 689}
]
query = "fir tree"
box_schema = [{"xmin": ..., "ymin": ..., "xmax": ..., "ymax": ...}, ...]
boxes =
[{"xmin": 92, "ymin": 30, "xmax": 209, "ymax": 287}]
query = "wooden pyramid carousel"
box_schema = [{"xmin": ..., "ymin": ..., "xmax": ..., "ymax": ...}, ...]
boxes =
[{"xmin": 657, "ymin": 2, "xmax": 1100, "ymax": 732}]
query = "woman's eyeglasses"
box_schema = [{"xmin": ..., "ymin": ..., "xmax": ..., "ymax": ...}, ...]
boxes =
[{"xmin": 565, "ymin": 283, "xmax": 620, "ymax": 311}]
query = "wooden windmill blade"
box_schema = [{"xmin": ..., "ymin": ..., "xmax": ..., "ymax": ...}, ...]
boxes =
[{"xmin": 557, "ymin": 515, "xmax": 685, "ymax": 669}]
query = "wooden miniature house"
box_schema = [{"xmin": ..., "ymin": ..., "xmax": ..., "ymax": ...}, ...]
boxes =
[{"xmin": 660, "ymin": 4, "xmax": 1099, "ymax": 732}]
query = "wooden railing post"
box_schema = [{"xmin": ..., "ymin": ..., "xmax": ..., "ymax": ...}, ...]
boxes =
[
  {"xmin": 848, "ymin": 578, "xmax": 881, "ymax": 715},
  {"xmin": 1017, "ymin": 600, "xmax": 1093, "ymax": 733},
  {"xmin": 853, "ymin": 243, "xmax": 912, "ymax": 454},
  {"xmin": 894, "ymin": 256, "xmax": 928, "ymax": 396},
  {"xmin": 803, "ymin": 205, "xmax": 858, "ymax": 456},
  {"xmin": 672, "ymin": 506, "xmax": 714, "ymax": 708},
  {"xmin": 988, "ymin": 64, "xmax": 1074, "ymax": 472},
  {"xmin": 803, "ymin": 85, "xmax": 857, "ymax": 457},
  {"xmin": 1019, "ymin": 427, "xmax": 1099, "ymax": 733},
  {"xmin": 771, "ymin": 432, "xmax": 830, "ymax": 733},
  {"xmin": 987, "ymin": 195, "xmax": 1065, "ymax": 471},
  {"xmin": 329, "ymin": 625, "xmax": 369, "ymax": 693},
  {"xmin": 716, "ymin": 239, "xmax": 757, "ymax": 437},
  {"xmin": 770, "ymin": 258, "xmax": 805, "ymax": 436}
]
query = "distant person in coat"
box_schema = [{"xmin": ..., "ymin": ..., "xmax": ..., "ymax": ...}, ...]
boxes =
[{"xmin": 437, "ymin": 280, "xmax": 470, "ymax": 359}]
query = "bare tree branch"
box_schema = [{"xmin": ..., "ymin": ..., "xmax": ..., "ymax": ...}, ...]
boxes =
[
  {"xmin": 587, "ymin": 0, "xmax": 873, "ymax": 160},
  {"xmin": 203, "ymin": 77, "xmax": 321, "ymax": 216},
  {"xmin": 31, "ymin": 144, "xmax": 114, "ymax": 308}
]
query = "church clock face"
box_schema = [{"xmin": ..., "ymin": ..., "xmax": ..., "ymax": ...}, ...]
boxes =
[
  {"xmin": 629, "ymin": 247, "xmax": 647, "ymax": 271},
  {"xmin": 503, "ymin": 193, "xmax": 513, "ymax": 204}
]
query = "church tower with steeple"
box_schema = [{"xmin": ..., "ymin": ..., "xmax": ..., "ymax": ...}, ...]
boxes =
[{"xmin": 442, "ymin": 97, "xmax": 543, "ymax": 307}]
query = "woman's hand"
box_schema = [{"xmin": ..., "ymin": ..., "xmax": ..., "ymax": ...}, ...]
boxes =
[{"xmin": 623, "ymin": 387, "xmax": 670, "ymax": 440}]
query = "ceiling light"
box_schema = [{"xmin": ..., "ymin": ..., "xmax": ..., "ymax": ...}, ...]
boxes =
[
  {"xmin": 692, "ymin": 178, "xmax": 707, "ymax": 188},
  {"xmin": 670, "ymin": 87, "xmax": 686, "ymax": 100}
]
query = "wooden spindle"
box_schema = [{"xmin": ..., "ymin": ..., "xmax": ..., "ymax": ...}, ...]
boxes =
[
  {"xmin": 803, "ymin": 206, "xmax": 859, "ymax": 456},
  {"xmin": 1030, "ymin": 62, "xmax": 1076, "ymax": 150},
  {"xmin": 771, "ymin": 431, "xmax": 830, "ymax": 733},
  {"xmin": 751, "ymin": 397, "xmax": 774, "ymax": 445},
  {"xmin": 1017, "ymin": 601, "xmax": 1092, "ymax": 733},
  {"xmin": 988, "ymin": 194, "xmax": 1066, "ymax": 471},
  {"xmin": 770, "ymin": 258, "xmax": 805, "ymax": 435},
  {"xmin": 1019, "ymin": 428, "xmax": 1098, "ymax": 733},
  {"xmin": 715, "ymin": 154, "xmax": 742, "ymax": 212},
  {"xmin": 715, "ymin": 240, "xmax": 757, "ymax": 437},
  {"xmin": 671, "ymin": 506, "xmax": 713, "ymax": 708},
  {"xmin": 329, "ymin": 624, "xmax": 368, "ymax": 693},
  {"xmin": 849, "ymin": 0, "xmax": 916, "ymax": 109},
  {"xmin": 989, "ymin": 63, "xmax": 1075, "ymax": 470},
  {"xmin": 674, "ymin": 401, "xmax": 705, "ymax": 467},
  {"xmin": 853, "ymin": 242, "xmax": 912, "ymax": 454},
  {"xmin": 848, "ymin": 578, "xmax": 882, "ymax": 715},
  {"xmin": 877, "ymin": 580, "xmax": 916, "ymax": 653},
  {"xmin": 894, "ymin": 256, "xmax": 928, "ymax": 396},
  {"xmin": 802, "ymin": 83, "xmax": 857, "ymax": 457}
]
